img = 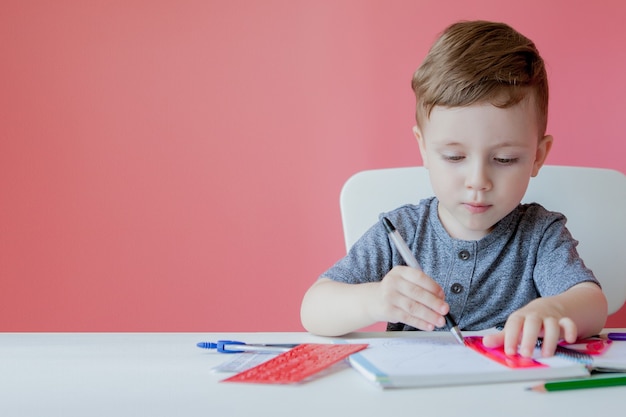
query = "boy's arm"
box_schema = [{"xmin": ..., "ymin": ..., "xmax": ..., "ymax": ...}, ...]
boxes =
[
  {"xmin": 300, "ymin": 278, "xmax": 381, "ymax": 336},
  {"xmin": 300, "ymin": 267, "xmax": 450, "ymax": 337},
  {"xmin": 482, "ymin": 282, "xmax": 608, "ymax": 357}
]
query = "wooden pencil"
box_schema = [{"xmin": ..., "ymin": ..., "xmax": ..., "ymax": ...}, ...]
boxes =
[{"xmin": 529, "ymin": 374, "xmax": 626, "ymax": 392}]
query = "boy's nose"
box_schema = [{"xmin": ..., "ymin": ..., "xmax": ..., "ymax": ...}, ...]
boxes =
[{"xmin": 465, "ymin": 164, "xmax": 492, "ymax": 191}]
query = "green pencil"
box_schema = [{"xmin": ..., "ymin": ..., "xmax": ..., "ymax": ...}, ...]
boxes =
[{"xmin": 529, "ymin": 374, "xmax": 626, "ymax": 393}]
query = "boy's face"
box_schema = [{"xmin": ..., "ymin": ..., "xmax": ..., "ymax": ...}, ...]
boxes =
[{"xmin": 414, "ymin": 98, "xmax": 552, "ymax": 241}]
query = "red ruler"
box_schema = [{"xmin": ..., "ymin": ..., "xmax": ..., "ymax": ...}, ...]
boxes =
[
  {"xmin": 222, "ymin": 343, "xmax": 368, "ymax": 385},
  {"xmin": 465, "ymin": 336, "xmax": 546, "ymax": 368}
]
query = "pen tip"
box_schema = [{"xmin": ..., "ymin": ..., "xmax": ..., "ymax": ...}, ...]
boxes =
[{"xmin": 382, "ymin": 217, "xmax": 395, "ymax": 233}]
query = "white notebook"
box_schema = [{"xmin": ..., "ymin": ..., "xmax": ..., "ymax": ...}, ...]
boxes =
[{"xmin": 345, "ymin": 333, "xmax": 590, "ymax": 389}]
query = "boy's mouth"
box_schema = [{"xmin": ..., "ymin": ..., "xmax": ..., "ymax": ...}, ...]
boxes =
[{"xmin": 463, "ymin": 202, "xmax": 492, "ymax": 214}]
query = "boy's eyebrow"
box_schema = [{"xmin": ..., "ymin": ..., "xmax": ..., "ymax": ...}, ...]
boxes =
[{"xmin": 434, "ymin": 140, "xmax": 532, "ymax": 149}]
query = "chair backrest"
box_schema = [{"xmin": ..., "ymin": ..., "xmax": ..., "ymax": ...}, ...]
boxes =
[{"xmin": 340, "ymin": 165, "xmax": 626, "ymax": 315}]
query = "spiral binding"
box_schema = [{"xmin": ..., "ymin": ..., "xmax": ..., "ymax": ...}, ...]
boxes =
[{"xmin": 536, "ymin": 339, "xmax": 594, "ymax": 366}]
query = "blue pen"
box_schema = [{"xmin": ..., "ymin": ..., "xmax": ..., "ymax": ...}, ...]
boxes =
[
  {"xmin": 196, "ymin": 340, "xmax": 299, "ymax": 353},
  {"xmin": 607, "ymin": 332, "xmax": 626, "ymax": 341}
]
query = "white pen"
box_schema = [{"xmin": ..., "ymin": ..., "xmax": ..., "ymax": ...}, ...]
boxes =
[{"xmin": 382, "ymin": 216, "xmax": 465, "ymax": 346}]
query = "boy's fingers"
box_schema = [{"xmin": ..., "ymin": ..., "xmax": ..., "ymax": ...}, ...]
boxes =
[
  {"xmin": 518, "ymin": 317, "xmax": 543, "ymax": 357},
  {"xmin": 539, "ymin": 319, "xmax": 560, "ymax": 356},
  {"xmin": 481, "ymin": 331, "xmax": 504, "ymax": 348},
  {"xmin": 559, "ymin": 318, "xmax": 578, "ymax": 343},
  {"xmin": 503, "ymin": 316, "xmax": 524, "ymax": 356},
  {"xmin": 394, "ymin": 266, "xmax": 444, "ymax": 296}
]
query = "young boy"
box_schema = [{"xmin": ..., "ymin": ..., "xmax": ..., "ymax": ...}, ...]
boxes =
[{"xmin": 300, "ymin": 20, "xmax": 607, "ymax": 357}]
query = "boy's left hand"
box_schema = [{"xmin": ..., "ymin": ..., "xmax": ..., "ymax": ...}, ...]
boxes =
[{"xmin": 481, "ymin": 298, "xmax": 578, "ymax": 357}]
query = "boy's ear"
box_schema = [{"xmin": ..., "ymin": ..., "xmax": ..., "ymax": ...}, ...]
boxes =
[
  {"xmin": 413, "ymin": 126, "xmax": 429, "ymax": 168},
  {"xmin": 531, "ymin": 134, "xmax": 553, "ymax": 177}
]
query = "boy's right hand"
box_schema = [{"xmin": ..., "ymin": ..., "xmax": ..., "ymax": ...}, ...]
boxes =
[{"xmin": 374, "ymin": 265, "xmax": 450, "ymax": 331}]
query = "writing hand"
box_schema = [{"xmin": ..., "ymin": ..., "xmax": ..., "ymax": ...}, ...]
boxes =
[{"xmin": 374, "ymin": 265, "xmax": 450, "ymax": 331}]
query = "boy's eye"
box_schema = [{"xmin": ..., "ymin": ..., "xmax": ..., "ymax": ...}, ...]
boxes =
[
  {"xmin": 494, "ymin": 157, "xmax": 518, "ymax": 164},
  {"xmin": 443, "ymin": 155, "xmax": 464, "ymax": 162}
]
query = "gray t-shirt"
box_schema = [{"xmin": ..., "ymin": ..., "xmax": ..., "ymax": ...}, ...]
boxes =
[{"xmin": 321, "ymin": 197, "xmax": 599, "ymax": 331}]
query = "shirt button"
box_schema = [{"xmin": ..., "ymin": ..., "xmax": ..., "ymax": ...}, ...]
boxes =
[
  {"xmin": 458, "ymin": 250, "xmax": 470, "ymax": 260},
  {"xmin": 451, "ymin": 283, "xmax": 464, "ymax": 294}
]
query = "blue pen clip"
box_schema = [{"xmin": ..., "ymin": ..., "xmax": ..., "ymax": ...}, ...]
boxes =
[{"xmin": 196, "ymin": 340, "xmax": 298, "ymax": 353}]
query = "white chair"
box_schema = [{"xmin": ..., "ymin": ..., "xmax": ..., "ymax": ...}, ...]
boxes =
[{"xmin": 340, "ymin": 165, "xmax": 626, "ymax": 315}]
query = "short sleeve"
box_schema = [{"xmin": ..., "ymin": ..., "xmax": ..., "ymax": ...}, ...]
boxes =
[{"xmin": 532, "ymin": 212, "xmax": 599, "ymax": 296}]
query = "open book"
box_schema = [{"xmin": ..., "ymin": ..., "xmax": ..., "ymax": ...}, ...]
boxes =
[{"xmin": 344, "ymin": 332, "xmax": 590, "ymax": 389}]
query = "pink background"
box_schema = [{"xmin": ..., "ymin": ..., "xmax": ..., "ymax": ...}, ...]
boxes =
[{"xmin": 1, "ymin": 1, "xmax": 625, "ymax": 331}]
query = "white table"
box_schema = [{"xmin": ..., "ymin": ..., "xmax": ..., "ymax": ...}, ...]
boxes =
[{"xmin": 1, "ymin": 331, "xmax": 624, "ymax": 417}]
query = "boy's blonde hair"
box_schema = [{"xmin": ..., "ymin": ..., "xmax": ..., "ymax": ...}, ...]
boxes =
[{"xmin": 412, "ymin": 21, "xmax": 549, "ymax": 137}]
